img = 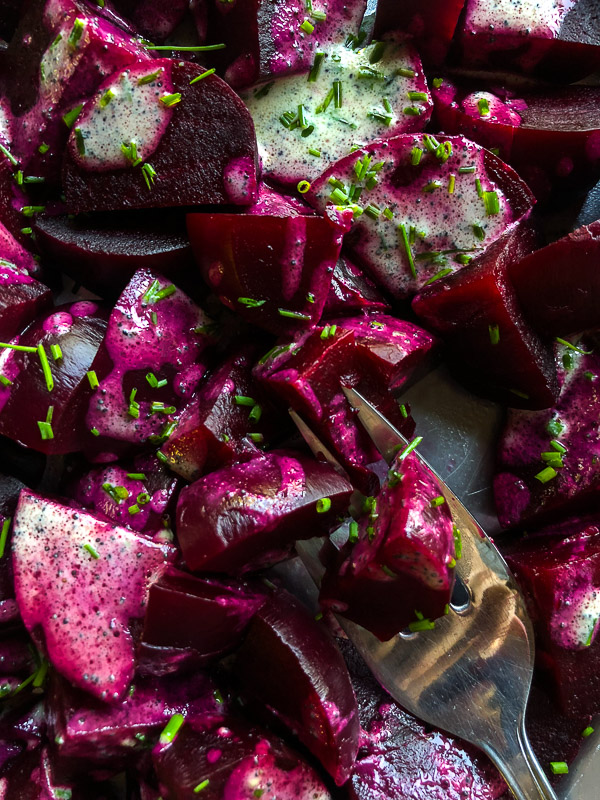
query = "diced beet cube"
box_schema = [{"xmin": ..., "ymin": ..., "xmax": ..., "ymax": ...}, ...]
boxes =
[
  {"xmin": 0, "ymin": 300, "xmax": 110, "ymax": 455},
  {"xmin": 233, "ymin": 589, "xmax": 359, "ymax": 785},
  {"xmin": 62, "ymin": 59, "xmax": 259, "ymax": 212},
  {"xmin": 240, "ymin": 35, "xmax": 431, "ymax": 186},
  {"xmin": 85, "ymin": 268, "xmax": 213, "ymax": 454},
  {"xmin": 0, "ymin": 221, "xmax": 39, "ymax": 276},
  {"xmin": 0, "ymin": 747, "xmax": 82, "ymax": 800},
  {"xmin": 320, "ymin": 450, "xmax": 455, "ymax": 641},
  {"xmin": 502, "ymin": 515, "xmax": 600, "ymax": 717},
  {"xmin": 112, "ymin": 0, "xmax": 189, "ymax": 41},
  {"xmin": 0, "ymin": 259, "xmax": 51, "ymax": 343},
  {"xmin": 12, "ymin": 489, "xmax": 172, "ymax": 702},
  {"xmin": 153, "ymin": 714, "xmax": 332, "ymax": 800},
  {"xmin": 199, "ymin": 0, "xmax": 366, "ymax": 88},
  {"xmin": 494, "ymin": 338, "xmax": 600, "ymax": 529},
  {"xmin": 306, "ymin": 134, "xmax": 535, "ymax": 298},
  {"xmin": 142, "ymin": 566, "xmax": 266, "ymax": 662},
  {"xmin": 187, "ymin": 212, "xmax": 345, "ymax": 336},
  {"xmin": 324, "ymin": 256, "xmax": 390, "ymax": 316},
  {"xmin": 374, "ymin": 0, "xmax": 467, "ymax": 66},
  {"xmin": 509, "ymin": 219, "xmax": 600, "ymax": 337},
  {"xmin": 412, "ymin": 226, "xmax": 559, "ymax": 409},
  {"xmin": 176, "ymin": 451, "xmax": 353, "ymax": 574},
  {"xmin": 34, "ymin": 212, "xmax": 196, "ymax": 299},
  {"xmin": 245, "ymin": 182, "xmax": 316, "ymax": 217}
]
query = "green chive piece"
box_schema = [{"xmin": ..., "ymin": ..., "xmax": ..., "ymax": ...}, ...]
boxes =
[
  {"xmin": 20, "ymin": 227, "xmax": 33, "ymax": 235},
  {"xmin": 369, "ymin": 41, "xmax": 386, "ymax": 63},
  {"xmin": 238, "ymin": 297, "xmax": 265, "ymax": 308},
  {"xmin": 137, "ymin": 492, "xmax": 151, "ymax": 505},
  {"xmin": 399, "ymin": 403, "xmax": 408, "ymax": 418},
  {"xmin": 423, "ymin": 268, "xmax": 453, "ymax": 286},
  {"xmin": 453, "ymin": 525, "xmax": 462, "ymax": 559},
  {"xmin": 316, "ymin": 497, "xmax": 332, "ymax": 513},
  {"xmin": 145, "ymin": 44, "xmax": 226, "ymax": 51},
  {"xmin": 582, "ymin": 726, "xmax": 594, "ymax": 738},
  {"xmin": 21, "ymin": 206, "xmax": 45, "ymax": 217},
  {"xmin": 14, "ymin": 170, "xmax": 23, "ymax": 186},
  {"xmin": 358, "ymin": 65, "xmax": 386, "ymax": 80},
  {"xmin": 160, "ymin": 93, "xmax": 182, "ymax": 107},
  {"xmin": 156, "ymin": 450, "xmax": 169, "ymax": 464},
  {"xmin": 365, "ymin": 203, "xmax": 381, "ymax": 219},
  {"xmin": 315, "ymin": 87, "xmax": 334, "ymax": 113},
  {"xmin": 127, "ymin": 473, "xmax": 147, "ymax": 481},
  {"xmin": 300, "ymin": 19, "xmax": 315, "ymax": 34},
  {"xmin": 396, "ymin": 67, "xmax": 416, "ymax": 78},
  {"xmin": 0, "ymin": 375, "xmax": 12, "ymax": 387},
  {"xmin": 194, "ymin": 780, "xmax": 210, "ymax": 793},
  {"xmin": 277, "ymin": 308, "xmax": 311, "ymax": 321},
  {"xmin": 37, "ymin": 344, "xmax": 53, "ymax": 392},
  {"xmin": 409, "ymin": 618, "xmax": 435, "ymax": 632},
  {"xmin": 138, "ymin": 70, "xmax": 162, "ymax": 85},
  {"xmin": 0, "ymin": 143, "xmax": 18, "ymax": 167},
  {"xmin": 369, "ymin": 110, "xmax": 393, "ymax": 124},
  {"xmin": 556, "ymin": 337, "xmax": 593, "ymax": 354},
  {"xmin": 396, "ymin": 436, "xmax": 423, "ymax": 461},
  {"xmin": 308, "ymin": 148, "xmax": 321, "ymax": 157},
  {"xmin": 23, "ymin": 175, "xmax": 45, "ymax": 184},
  {"xmin": 430, "ymin": 496, "xmax": 445, "ymax": 507},
  {"xmin": 478, "ymin": 97, "xmax": 490, "ymax": 116},
  {"xmin": 408, "ymin": 90, "xmax": 428, "ymax": 101},
  {"xmin": 348, "ymin": 520, "xmax": 359, "ymax": 543},
  {"xmin": 333, "ymin": 80, "xmax": 343, "ymax": 108},
  {"xmin": 432, "ymin": 77, "xmax": 443, "ymax": 88},
  {"xmin": 254, "ymin": 81, "xmax": 274, "ymax": 98},
  {"xmin": 128, "ymin": 388, "xmax": 140, "ymax": 419},
  {"xmin": 74, "ymin": 127, "xmax": 85, "ymax": 155},
  {"xmin": 159, "ymin": 713, "xmax": 185, "ymax": 744},
  {"xmin": 121, "ymin": 141, "xmax": 141, "ymax": 166},
  {"xmin": 83, "ymin": 543, "xmax": 99, "ymax": 559},
  {"xmin": 248, "ymin": 432, "xmax": 264, "ymax": 443},
  {"xmin": 398, "ymin": 223, "xmax": 417, "ymax": 279},
  {"xmin": 190, "ymin": 68, "xmax": 216, "ymax": 85},
  {"xmin": 248, "ymin": 404, "xmax": 262, "ymax": 423},
  {"xmin": 297, "ymin": 180, "xmax": 311, "ymax": 194},
  {"xmin": 489, "ymin": 324, "xmax": 500, "ymax": 345},
  {"xmin": 483, "ymin": 190, "xmax": 500, "ymax": 215},
  {"xmin": 423, "ymin": 180, "xmax": 441, "ymax": 193},
  {"xmin": 68, "ymin": 18, "xmax": 85, "ymax": 49},
  {"xmin": 38, "ymin": 143, "xmax": 50, "ymax": 155},
  {"xmin": 550, "ymin": 439, "xmax": 567, "ymax": 453},
  {"xmin": 411, "ymin": 147, "xmax": 423, "ymax": 165},
  {"xmin": 535, "ymin": 467, "xmax": 557, "ymax": 484},
  {"xmin": 90, "ymin": 427, "xmax": 100, "ymax": 436},
  {"xmin": 0, "ymin": 518, "xmax": 11, "ymax": 558},
  {"xmin": 37, "ymin": 405, "xmax": 54, "ymax": 440},
  {"xmin": 128, "ymin": 504, "xmax": 140, "ymax": 515},
  {"xmin": 458, "ymin": 165, "xmax": 476, "ymax": 174},
  {"xmin": 311, "ymin": 9, "xmax": 326, "ymax": 20},
  {"xmin": 99, "ymin": 89, "xmax": 115, "ymax": 109},
  {"xmin": 549, "ymin": 762, "xmax": 568, "ymax": 776},
  {"xmin": 0, "ymin": 342, "xmax": 37, "ymax": 353},
  {"xmin": 32, "ymin": 657, "xmax": 48, "ymax": 688},
  {"xmin": 86, "ymin": 370, "xmax": 99, "ymax": 389},
  {"xmin": 448, "ymin": 174, "xmax": 456, "ymax": 193},
  {"xmin": 48, "ymin": 344, "xmax": 62, "ymax": 362},
  {"xmin": 234, "ymin": 395, "xmax": 256, "ymax": 407},
  {"xmin": 141, "ymin": 163, "xmax": 157, "ymax": 190},
  {"xmin": 473, "ymin": 223, "xmax": 486, "ymax": 240}
]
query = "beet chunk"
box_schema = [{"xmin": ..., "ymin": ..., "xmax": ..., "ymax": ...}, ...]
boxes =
[
  {"xmin": 176, "ymin": 451, "xmax": 353, "ymax": 574},
  {"xmin": 412, "ymin": 226, "xmax": 558, "ymax": 409},
  {"xmin": 187, "ymin": 212, "xmax": 346, "ymax": 335},
  {"xmin": 62, "ymin": 59, "xmax": 259, "ymax": 212},
  {"xmin": 0, "ymin": 259, "xmax": 51, "ymax": 345},
  {"xmin": 320, "ymin": 450, "xmax": 456, "ymax": 641},
  {"xmin": 112, "ymin": 0, "xmax": 189, "ymax": 41},
  {"xmin": 0, "ymin": 221, "xmax": 40, "ymax": 275},
  {"xmin": 233, "ymin": 590, "xmax": 359, "ymax": 785},
  {"xmin": 324, "ymin": 256, "xmax": 390, "ymax": 316}
]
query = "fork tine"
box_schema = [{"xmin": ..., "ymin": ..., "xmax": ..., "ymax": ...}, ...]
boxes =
[
  {"xmin": 341, "ymin": 385, "xmax": 409, "ymax": 465},
  {"xmin": 288, "ymin": 408, "xmax": 349, "ymax": 478}
]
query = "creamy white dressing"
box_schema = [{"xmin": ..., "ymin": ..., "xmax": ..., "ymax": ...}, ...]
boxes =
[
  {"xmin": 551, "ymin": 585, "xmax": 600, "ymax": 649},
  {"xmin": 39, "ymin": 18, "xmax": 88, "ymax": 103},
  {"xmin": 241, "ymin": 38, "xmax": 430, "ymax": 184},
  {"xmin": 466, "ymin": 0, "xmax": 576, "ymax": 38}
]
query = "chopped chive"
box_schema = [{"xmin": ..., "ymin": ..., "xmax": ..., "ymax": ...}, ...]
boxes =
[
  {"xmin": 555, "ymin": 337, "xmax": 592, "ymax": 354},
  {"xmin": 306, "ymin": 292, "xmax": 315, "ymax": 303},
  {"xmin": 0, "ymin": 375, "xmax": 12, "ymax": 387},
  {"xmin": 423, "ymin": 180, "xmax": 441, "ymax": 193},
  {"xmin": 535, "ymin": 466, "xmax": 557, "ymax": 484},
  {"xmin": 423, "ymin": 134, "xmax": 440, "ymax": 152},
  {"xmin": 473, "ymin": 223, "xmax": 486, "ymax": 240},
  {"xmin": 300, "ymin": 19, "xmax": 315, "ymax": 34},
  {"xmin": 248, "ymin": 432, "xmax": 264, "ymax": 443},
  {"xmin": 0, "ymin": 518, "xmax": 11, "ymax": 558},
  {"xmin": 408, "ymin": 90, "xmax": 428, "ymax": 101},
  {"xmin": 128, "ymin": 504, "xmax": 140, "ymax": 515},
  {"xmin": 99, "ymin": 88, "xmax": 115, "ymax": 108},
  {"xmin": 540, "ymin": 452, "xmax": 563, "ymax": 468},
  {"xmin": 478, "ymin": 97, "xmax": 490, "ymax": 116},
  {"xmin": 194, "ymin": 780, "xmax": 210, "ymax": 793},
  {"xmin": 85, "ymin": 370, "xmax": 99, "ymax": 390},
  {"xmin": 396, "ymin": 67, "xmax": 416, "ymax": 78},
  {"xmin": 549, "ymin": 762, "xmax": 568, "ymax": 776},
  {"xmin": 254, "ymin": 81, "xmax": 274, "ymax": 98},
  {"xmin": 448, "ymin": 174, "xmax": 456, "ymax": 193},
  {"xmin": 409, "ymin": 617, "xmax": 435, "ymax": 632},
  {"xmin": 238, "ymin": 297, "xmax": 266, "ymax": 308},
  {"xmin": 315, "ymin": 87, "xmax": 334, "ymax": 113},
  {"xmin": 358, "ymin": 66, "xmax": 386, "ymax": 80},
  {"xmin": 14, "ymin": 170, "xmax": 23, "ymax": 185},
  {"xmin": 316, "ymin": 497, "xmax": 331, "ymax": 513},
  {"xmin": 510, "ymin": 388, "xmax": 530, "ymax": 399},
  {"xmin": 383, "ymin": 207, "xmax": 394, "ymax": 220},
  {"xmin": 146, "ymin": 44, "xmax": 226, "ymax": 51},
  {"xmin": 365, "ymin": 203, "xmax": 380, "ymax": 219},
  {"xmin": 32, "ymin": 657, "xmax": 48, "ymax": 688},
  {"xmin": 411, "ymin": 147, "xmax": 423, "ymax": 165},
  {"xmin": 127, "ymin": 473, "xmax": 147, "ymax": 481},
  {"xmin": 159, "ymin": 713, "xmax": 185, "ymax": 744},
  {"xmin": 585, "ymin": 371, "xmax": 596, "ymax": 380},
  {"xmin": 83, "ymin": 543, "xmax": 99, "ymax": 559},
  {"xmin": 234, "ymin": 395, "xmax": 256, "ymax": 407},
  {"xmin": 369, "ymin": 41, "xmax": 386, "ymax": 63},
  {"xmin": 248, "ymin": 404, "xmax": 262, "ymax": 423},
  {"xmin": 151, "ymin": 311, "xmax": 158, "ymax": 325},
  {"xmin": 138, "ymin": 70, "xmax": 162, "ymax": 85},
  {"xmin": 488, "ymin": 324, "xmax": 500, "ymax": 345},
  {"xmin": 383, "ymin": 98, "xmax": 393, "ymax": 115},
  {"xmin": 333, "ymin": 80, "xmax": 343, "ymax": 108},
  {"xmin": 398, "ymin": 224, "xmax": 417, "ymax": 279},
  {"xmin": 348, "ymin": 520, "xmax": 359, "ymax": 543},
  {"xmin": 128, "ymin": 388, "xmax": 140, "ymax": 419},
  {"xmin": 0, "ymin": 143, "xmax": 18, "ymax": 167},
  {"xmin": 90, "ymin": 427, "xmax": 100, "ymax": 436},
  {"xmin": 141, "ymin": 163, "xmax": 157, "ymax": 190},
  {"xmin": 483, "ymin": 190, "xmax": 500, "ymax": 215},
  {"xmin": 20, "ymin": 227, "xmax": 33, "ymax": 235},
  {"xmin": 68, "ymin": 18, "xmax": 85, "ymax": 49},
  {"xmin": 297, "ymin": 180, "xmax": 311, "ymax": 194},
  {"xmin": 430, "ymin": 496, "xmax": 445, "ymax": 507},
  {"xmin": 582, "ymin": 726, "xmax": 595, "ymax": 738},
  {"xmin": 458, "ymin": 165, "xmax": 476, "ymax": 174},
  {"xmin": 37, "ymin": 405, "xmax": 54, "ymax": 440},
  {"xmin": 38, "ymin": 143, "xmax": 50, "ymax": 155},
  {"xmin": 453, "ymin": 525, "xmax": 462, "ymax": 559},
  {"xmin": 399, "ymin": 403, "xmax": 408, "ymax": 418},
  {"xmin": 308, "ymin": 148, "xmax": 321, "ymax": 157},
  {"xmin": 74, "ymin": 127, "xmax": 85, "ymax": 155},
  {"xmin": 550, "ymin": 439, "xmax": 567, "ymax": 453},
  {"xmin": 137, "ymin": 492, "xmax": 150, "ymax": 506},
  {"xmin": 277, "ymin": 308, "xmax": 311, "ymax": 321},
  {"xmin": 37, "ymin": 344, "xmax": 53, "ymax": 392},
  {"xmin": 160, "ymin": 93, "xmax": 182, "ymax": 107},
  {"xmin": 23, "ymin": 175, "xmax": 45, "ymax": 184},
  {"xmin": 21, "ymin": 206, "xmax": 45, "ymax": 217},
  {"xmin": 432, "ymin": 77, "xmax": 443, "ymax": 88},
  {"xmin": 0, "ymin": 342, "xmax": 37, "ymax": 353},
  {"xmin": 308, "ymin": 52, "xmax": 325, "ymax": 82},
  {"xmin": 369, "ymin": 110, "xmax": 393, "ymax": 124},
  {"xmin": 475, "ymin": 178, "xmax": 483, "ymax": 197},
  {"xmin": 396, "ymin": 436, "xmax": 423, "ymax": 461},
  {"xmin": 311, "ymin": 9, "xmax": 326, "ymax": 20}
]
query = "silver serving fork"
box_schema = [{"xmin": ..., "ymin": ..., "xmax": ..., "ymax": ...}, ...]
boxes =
[{"xmin": 290, "ymin": 385, "xmax": 558, "ymax": 800}]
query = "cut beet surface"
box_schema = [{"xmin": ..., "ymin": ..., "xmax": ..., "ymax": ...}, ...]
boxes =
[
  {"xmin": 0, "ymin": 259, "xmax": 52, "ymax": 343},
  {"xmin": 176, "ymin": 450, "xmax": 353, "ymax": 574},
  {"xmin": 63, "ymin": 58, "xmax": 259, "ymax": 213},
  {"xmin": 324, "ymin": 255, "xmax": 390, "ymax": 316},
  {"xmin": 234, "ymin": 590, "xmax": 359, "ymax": 785},
  {"xmin": 320, "ymin": 450, "xmax": 456, "ymax": 641},
  {"xmin": 34, "ymin": 212, "xmax": 196, "ymax": 298},
  {"xmin": 412, "ymin": 225, "xmax": 559, "ymax": 410}
]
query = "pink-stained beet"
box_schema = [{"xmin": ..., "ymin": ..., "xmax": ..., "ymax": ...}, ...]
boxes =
[
  {"xmin": 176, "ymin": 451, "xmax": 353, "ymax": 574},
  {"xmin": 63, "ymin": 59, "xmax": 259, "ymax": 212},
  {"xmin": 412, "ymin": 226, "xmax": 559, "ymax": 409},
  {"xmin": 0, "ymin": 259, "xmax": 51, "ymax": 343},
  {"xmin": 11, "ymin": 489, "xmax": 171, "ymax": 702},
  {"xmin": 320, "ymin": 451, "xmax": 456, "ymax": 641},
  {"xmin": 0, "ymin": 221, "xmax": 39, "ymax": 276},
  {"xmin": 233, "ymin": 590, "xmax": 359, "ymax": 785},
  {"xmin": 324, "ymin": 256, "xmax": 390, "ymax": 317},
  {"xmin": 187, "ymin": 212, "xmax": 346, "ymax": 336}
]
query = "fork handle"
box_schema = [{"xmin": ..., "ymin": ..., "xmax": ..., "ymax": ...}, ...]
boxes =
[{"xmin": 486, "ymin": 720, "xmax": 558, "ymax": 800}]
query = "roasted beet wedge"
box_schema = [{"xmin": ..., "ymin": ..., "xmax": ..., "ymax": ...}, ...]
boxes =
[
  {"xmin": 454, "ymin": 0, "xmax": 600, "ymax": 82},
  {"xmin": 12, "ymin": 489, "xmax": 171, "ymax": 702},
  {"xmin": 153, "ymin": 713, "xmax": 332, "ymax": 800},
  {"xmin": 494, "ymin": 338, "xmax": 600, "ymax": 529},
  {"xmin": 187, "ymin": 212, "xmax": 345, "ymax": 335},
  {"xmin": 0, "ymin": 259, "xmax": 51, "ymax": 342},
  {"xmin": 412, "ymin": 226, "xmax": 559, "ymax": 409},
  {"xmin": 502, "ymin": 515, "xmax": 600, "ymax": 718},
  {"xmin": 432, "ymin": 80, "xmax": 600, "ymax": 200},
  {"xmin": 233, "ymin": 589, "xmax": 359, "ymax": 785},
  {"xmin": 306, "ymin": 134, "xmax": 535, "ymax": 298},
  {"xmin": 509, "ymin": 219, "xmax": 600, "ymax": 336},
  {"xmin": 34, "ymin": 212, "xmax": 196, "ymax": 298},
  {"xmin": 324, "ymin": 256, "xmax": 390, "ymax": 316},
  {"xmin": 141, "ymin": 566, "xmax": 266, "ymax": 661},
  {"xmin": 0, "ymin": 300, "xmax": 110, "ymax": 454},
  {"xmin": 176, "ymin": 450, "xmax": 353, "ymax": 574},
  {"xmin": 199, "ymin": 0, "xmax": 366, "ymax": 88},
  {"xmin": 320, "ymin": 450, "xmax": 456, "ymax": 641},
  {"xmin": 63, "ymin": 59, "xmax": 259, "ymax": 212}
]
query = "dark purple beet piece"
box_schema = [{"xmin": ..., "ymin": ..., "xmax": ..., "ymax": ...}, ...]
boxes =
[
  {"xmin": 112, "ymin": 0, "xmax": 189, "ymax": 40},
  {"xmin": 176, "ymin": 450, "xmax": 353, "ymax": 574},
  {"xmin": 0, "ymin": 0, "xmax": 21, "ymax": 40},
  {"xmin": 337, "ymin": 637, "xmax": 507, "ymax": 799},
  {"xmin": 34, "ymin": 212, "xmax": 196, "ymax": 298},
  {"xmin": 509, "ymin": 219, "xmax": 600, "ymax": 337},
  {"xmin": 374, "ymin": 0, "xmax": 467, "ymax": 66},
  {"xmin": 63, "ymin": 59, "xmax": 259, "ymax": 212},
  {"xmin": 320, "ymin": 451, "xmax": 455, "ymax": 641},
  {"xmin": 502, "ymin": 515, "xmax": 600, "ymax": 717},
  {"xmin": 233, "ymin": 589, "xmax": 359, "ymax": 785},
  {"xmin": 494, "ymin": 337, "xmax": 600, "ymax": 529},
  {"xmin": 0, "ymin": 300, "xmax": 109, "ymax": 454},
  {"xmin": 187, "ymin": 212, "xmax": 346, "ymax": 336},
  {"xmin": 153, "ymin": 713, "xmax": 332, "ymax": 800},
  {"xmin": 0, "ymin": 259, "xmax": 51, "ymax": 343},
  {"xmin": 324, "ymin": 256, "xmax": 390, "ymax": 317},
  {"xmin": 412, "ymin": 225, "xmax": 559, "ymax": 409},
  {"xmin": 12, "ymin": 489, "xmax": 171, "ymax": 702},
  {"xmin": 0, "ymin": 472, "xmax": 26, "ymax": 619},
  {"xmin": 142, "ymin": 566, "xmax": 266, "ymax": 662}
]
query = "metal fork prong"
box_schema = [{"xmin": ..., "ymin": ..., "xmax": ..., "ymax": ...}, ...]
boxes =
[{"xmin": 341, "ymin": 384, "xmax": 408, "ymax": 465}]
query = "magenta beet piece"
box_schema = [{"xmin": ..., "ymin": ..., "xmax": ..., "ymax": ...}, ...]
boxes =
[
  {"xmin": 34, "ymin": 212, "xmax": 196, "ymax": 298},
  {"xmin": 142, "ymin": 566, "xmax": 266, "ymax": 661},
  {"xmin": 432, "ymin": 80, "xmax": 600, "ymax": 200},
  {"xmin": 233, "ymin": 590, "xmax": 359, "ymax": 785},
  {"xmin": 455, "ymin": 0, "xmax": 600, "ymax": 82},
  {"xmin": 85, "ymin": 268, "xmax": 213, "ymax": 452},
  {"xmin": 176, "ymin": 450, "xmax": 353, "ymax": 574},
  {"xmin": 159, "ymin": 348, "xmax": 279, "ymax": 482},
  {"xmin": 412, "ymin": 226, "xmax": 559, "ymax": 409},
  {"xmin": 374, "ymin": 0, "xmax": 467, "ymax": 66},
  {"xmin": 320, "ymin": 450, "xmax": 455, "ymax": 641},
  {"xmin": 324, "ymin": 256, "xmax": 390, "ymax": 316},
  {"xmin": 494, "ymin": 338, "xmax": 600, "ymax": 529},
  {"xmin": 306, "ymin": 134, "xmax": 535, "ymax": 298},
  {"xmin": 338, "ymin": 637, "xmax": 507, "ymax": 800},
  {"xmin": 0, "ymin": 221, "xmax": 39, "ymax": 276},
  {"xmin": 502, "ymin": 515, "xmax": 600, "ymax": 717},
  {"xmin": 0, "ymin": 259, "xmax": 51, "ymax": 343},
  {"xmin": 153, "ymin": 713, "xmax": 332, "ymax": 800},
  {"xmin": 509, "ymin": 219, "xmax": 600, "ymax": 337},
  {"xmin": 187, "ymin": 212, "xmax": 345, "ymax": 335},
  {"xmin": 62, "ymin": 58, "xmax": 259, "ymax": 213},
  {"xmin": 244, "ymin": 182, "xmax": 315, "ymax": 217},
  {"xmin": 112, "ymin": 0, "xmax": 189, "ymax": 41},
  {"xmin": 199, "ymin": 0, "xmax": 366, "ymax": 88},
  {"xmin": 0, "ymin": 300, "xmax": 109, "ymax": 455},
  {"xmin": 12, "ymin": 489, "xmax": 171, "ymax": 702}
]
